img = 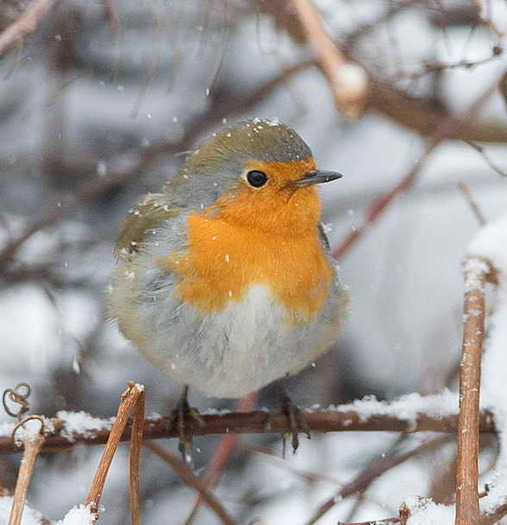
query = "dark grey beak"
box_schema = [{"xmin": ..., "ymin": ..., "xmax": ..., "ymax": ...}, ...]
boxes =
[{"xmin": 295, "ymin": 170, "xmax": 343, "ymax": 186}]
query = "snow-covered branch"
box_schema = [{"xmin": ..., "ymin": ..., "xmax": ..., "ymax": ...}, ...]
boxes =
[{"xmin": 0, "ymin": 393, "xmax": 496, "ymax": 455}]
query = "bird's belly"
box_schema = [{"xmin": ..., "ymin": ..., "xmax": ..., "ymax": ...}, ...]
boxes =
[{"xmin": 138, "ymin": 283, "xmax": 334, "ymax": 398}]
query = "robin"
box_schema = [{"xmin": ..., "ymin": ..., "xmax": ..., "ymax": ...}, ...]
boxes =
[{"xmin": 108, "ymin": 118, "xmax": 347, "ymax": 452}]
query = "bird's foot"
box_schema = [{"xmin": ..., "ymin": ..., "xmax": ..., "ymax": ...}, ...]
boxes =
[
  {"xmin": 279, "ymin": 390, "xmax": 311, "ymax": 456},
  {"xmin": 169, "ymin": 386, "xmax": 205, "ymax": 466}
]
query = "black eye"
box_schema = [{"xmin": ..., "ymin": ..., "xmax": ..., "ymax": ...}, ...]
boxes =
[{"xmin": 246, "ymin": 170, "xmax": 268, "ymax": 188}]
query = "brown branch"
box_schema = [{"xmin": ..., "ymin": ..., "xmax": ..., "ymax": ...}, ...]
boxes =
[
  {"xmin": 332, "ymin": 76, "xmax": 502, "ymax": 260},
  {"xmin": 456, "ymin": 181, "xmax": 487, "ymax": 226},
  {"xmin": 0, "ymin": 0, "xmax": 61, "ymax": 56},
  {"xmin": 455, "ymin": 258, "xmax": 491, "ymax": 525},
  {"xmin": 85, "ymin": 383, "xmax": 144, "ymax": 518},
  {"xmin": 289, "ymin": 0, "xmax": 369, "ymax": 119},
  {"xmin": 129, "ymin": 388, "xmax": 145, "ymax": 525},
  {"xmin": 0, "ymin": 407, "xmax": 496, "ymax": 455},
  {"xmin": 8, "ymin": 433, "xmax": 45, "ymax": 525},
  {"xmin": 304, "ymin": 436, "xmax": 450, "ymax": 525},
  {"xmin": 144, "ymin": 441, "xmax": 236, "ymax": 525},
  {"xmin": 183, "ymin": 393, "xmax": 257, "ymax": 525}
]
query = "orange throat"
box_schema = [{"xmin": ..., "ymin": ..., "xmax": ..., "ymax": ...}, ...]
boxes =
[{"xmin": 162, "ymin": 160, "xmax": 333, "ymax": 322}]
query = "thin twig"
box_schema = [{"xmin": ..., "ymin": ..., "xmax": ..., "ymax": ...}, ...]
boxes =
[
  {"xmin": 332, "ymin": 76, "xmax": 502, "ymax": 260},
  {"xmin": 456, "ymin": 181, "xmax": 487, "ymax": 226},
  {"xmin": 289, "ymin": 0, "xmax": 369, "ymax": 119},
  {"xmin": 455, "ymin": 258, "xmax": 492, "ymax": 525},
  {"xmin": 85, "ymin": 382, "xmax": 145, "ymax": 517},
  {"xmin": 464, "ymin": 140, "xmax": 507, "ymax": 177},
  {"xmin": 304, "ymin": 436, "xmax": 450, "ymax": 525},
  {"xmin": 144, "ymin": 441, "xmax": 236, "ymax": 525},
  {"xmin": 8, "ymin": 434, "xmax": 45, "ymax": 525},
  {"xmin": 0, "ymin": 407, "xmax": 496, "ymax": 455},
  {"xmin": 183, "ymin": 393, "xmax": 257, "ymax": 525},
  {"xmin": 0, "ymin": 0, "xmax": 61, "ymax": 56},
  {"xmin": 130, "ymin": 388, "xmax": 145, "ymax": 525}
]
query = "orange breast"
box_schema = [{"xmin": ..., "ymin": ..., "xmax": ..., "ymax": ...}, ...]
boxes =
[{"xmin": 163, "ymin": 215, "xmax": 332, "ymax": 323}]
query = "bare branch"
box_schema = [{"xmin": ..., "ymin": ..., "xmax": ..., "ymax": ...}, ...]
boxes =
[
  {"xmin": 455, "ymin": 258, "xmax": 492, "ymax": 525},
  {"xmin": 85, "ymin": 383, "xmax": 144, "ymax": 518},
  {"xmin": 0, "ymin": 406, "xmax": 496, "ymax": 455},
  {"xmin": 289, "ymin": 0, "xmax": 369, "ymax": 119},
  {"xmin": 144, "ymin": 441, "xmax": 236, "ymax": 525},
  {"xmin": 8, "ymin": 433, "xmax": 45, "ymax": 525},
  {"xmin": 0, "ymin": 0, "xmax": 61, "ymax": 56},
  {"xmin": 332, "ymin": 76, "xmax": 502, "ymax": 260}
]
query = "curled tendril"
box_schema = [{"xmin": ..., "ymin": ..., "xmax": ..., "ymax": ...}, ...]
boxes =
[
  {"xmin": 2, "ymin": 382, "xmax": 31, "ymax": 420},
  {"xmin": 11, "ymin": 415, "xmax": 45, "ymax": 446}
]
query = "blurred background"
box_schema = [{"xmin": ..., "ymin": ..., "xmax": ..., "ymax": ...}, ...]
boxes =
[{"xmin": 0, "ymin": 0, "xmax": 505, "ymax": 523}]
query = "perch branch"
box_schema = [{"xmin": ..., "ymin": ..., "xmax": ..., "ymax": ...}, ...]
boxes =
[
  {"xmin": 0, "ymin": 407, "xmax": 496, "ymax": 455},
  {"xmin": 0, "ymin": 0, "xmax": 61, "ymax": 56}
]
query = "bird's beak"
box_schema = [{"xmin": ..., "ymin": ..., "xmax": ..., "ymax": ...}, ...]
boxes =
[{"xmin": 294, "ymin": 170, "xmax": 343, "ymax": 186}]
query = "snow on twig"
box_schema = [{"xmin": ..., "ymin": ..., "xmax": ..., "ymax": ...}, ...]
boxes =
[{"xmin": 466, "ymin": 214, "xmax": 507, "ymax": 518}]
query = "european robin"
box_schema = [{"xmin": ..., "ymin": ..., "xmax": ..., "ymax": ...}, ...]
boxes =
[{"xmin": 108, "ymin": 119, "xmax": 347, "ymax": 401}]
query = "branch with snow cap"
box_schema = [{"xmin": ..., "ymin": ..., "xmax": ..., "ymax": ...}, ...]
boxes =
[
  {"xmin": 0, "ymin": 392, "xmax": 496, "ymax": 455},
  {"xmin": 466, "ymin": 214, "xmax": 507, "ymax": 523},
  {"xmin": 289, "ymin": 0, "xmax": 369, "ymax": 120}
]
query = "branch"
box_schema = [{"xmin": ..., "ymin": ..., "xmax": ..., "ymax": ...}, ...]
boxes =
[
  {"xmin": 0, "ymin": 406, "xmax": 496, "ymax": 455},
  {"xmin": 85, "ymin": 383, "xmax": 144, "ymax": 518},
  {"xmin": 332, "ymin": 76, "xmax": 502, "ymax": 260},
  {"xmin": 145, "ymin": 442, "xmax": 236, "ymax": 525},
  {"xmin": 455, "ymin": 258, "xmax": 492, "ymax": 525},
  {"xmin": 304, "ymin": 436, "xmax": 449, "ymax": 525},
  {"xmin": 0, "ymin": 0, "xmax": 61, "ymax": 56},
  {"xmin": 289, "ymin": 0, "xmax": 369, "ymax": 119},
  {"xmin": 8, "ymin": 433, "xmax": 45, "ymax": 525}
]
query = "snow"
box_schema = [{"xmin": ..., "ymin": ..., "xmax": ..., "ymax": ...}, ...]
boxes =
[
  {"xmin": 54, "ymin": 505, "xmax": 95, "ymax": 525},
  {"xmin": 55, "ymin": 411, "xmax": 114, "ymax": 442},
  {"xmin": 318, "ymin": 390, "xmax": 458, "ymax": 424},
  {"xmin": 0, "ymin": 497, "xmax": 44, "ymax": 525},
  {"xmin": 467, "ymin": 213, "xmax": 507, "ymax": 513},
  {"xmin": 405, "ymin": 497, "xmax": 454, "ymax": 525}
]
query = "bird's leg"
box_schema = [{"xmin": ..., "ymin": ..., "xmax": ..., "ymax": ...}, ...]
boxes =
[
  {"xmin": 169, "ymin": 385, "xmax": 205, "ymax": 465},
  {"xmin": 279, "ymin": 379, "xmax": 311, "ymax": 456}
]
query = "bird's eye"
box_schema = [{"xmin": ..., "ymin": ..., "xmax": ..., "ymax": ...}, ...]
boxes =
[{"xmin": 246, "ymin": 170, "xmax": 268, "ymax": 188}]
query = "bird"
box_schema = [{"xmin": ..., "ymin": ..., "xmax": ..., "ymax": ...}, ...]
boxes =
[{"xmin": 108, "ymin": 118, "xmax": 347, "ymax": 450}]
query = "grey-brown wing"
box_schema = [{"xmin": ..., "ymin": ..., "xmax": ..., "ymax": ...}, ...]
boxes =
[{"xmin": 115, "ymin": 193, "xmax": 181, "ymax": 257}]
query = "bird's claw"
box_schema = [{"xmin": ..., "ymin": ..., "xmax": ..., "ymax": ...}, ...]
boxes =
[{"xmin": 280, "ymin": 394, "xmax": 311, "ymax": 456}]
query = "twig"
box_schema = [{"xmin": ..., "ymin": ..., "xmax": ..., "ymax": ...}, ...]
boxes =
[
  {"xmin": 85, "ymin": 382, "xmax": 145, "ymax": 518},
  {"xmin": 304, "ymin": 436, "xmax": 450, "ymax": 525},
  {"xmin": 183, "ymin": 393, "xmax": 257, "ymax": 525},
  {"xmin": 464, "ymin": 140, "xmax": 507, "ymax": 177},
  {"xmin": 0, "ymin": 407, "xmax": 496, "ymax": 455},
  {"xmin": 129, "ymin": 388, "xmax": 145, "ymax": 525},
  {"xmin": 0, "ymin": 0, "xmax": 61, "ymax": 56},
  {"xmin": 144, "ymin": 441, "xmax": 236, "ymax": 525},
  {"xmin": 456, "ymin": 181, "xmax": 487, "ymax": 226},
  {"xmin": 8, "ymin": 433, "xmax": 45, "ymax": 525},
  {"xmin": 455, "ymin": 258, "xmax": 492, "ymax": 525},
  {"xmin": 332, "ymin": 76, "xmax": 502, "ymax": 260},
  {"xmin": 289, "ymin": 0, "xmax": 369, "ymax": 119}
]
